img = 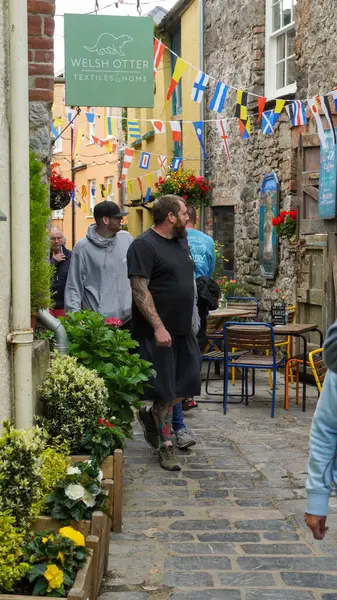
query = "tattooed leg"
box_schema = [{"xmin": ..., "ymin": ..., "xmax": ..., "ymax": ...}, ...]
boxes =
[{"xmin": 152, "ymin": 402, "xmax": 173, "ymax": 446}]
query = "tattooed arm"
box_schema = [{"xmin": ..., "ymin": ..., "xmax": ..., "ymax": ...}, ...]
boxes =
[{"xmin": 130, "ymin": 276, "xmax": 172, "ymax": 347}]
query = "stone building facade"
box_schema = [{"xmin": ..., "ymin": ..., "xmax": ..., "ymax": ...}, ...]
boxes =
[{"xmin": 204, "ymin": 0, "xmax": 337, "ymax": 316}]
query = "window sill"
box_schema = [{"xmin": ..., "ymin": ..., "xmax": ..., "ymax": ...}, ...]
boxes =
[
  {"xmin": 85, "ymin": 215, "xmax": 95, "ymax": 219},
  {"xmin": 264, "ymin": 83, "xmax": 297, "ymax": 103}
]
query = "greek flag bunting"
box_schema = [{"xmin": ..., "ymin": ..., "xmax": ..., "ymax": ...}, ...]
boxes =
[
  {"xmin": 262, "ymin": 110, "xmax": 275, "ymax": 134},
  {"xmin": 139, "ymin": 152, "xmax": 151, "ymax": 170},
  {"xmin": 191, "ymin": 71, "xmax": 209, "ymax": 103},
  {"xmin": 209, "ymin": 82, "xmax": 229, "ymax": 113},
  {"xmin": 171, "ymin": 157, "xmax": 183, "ymax": 171}
]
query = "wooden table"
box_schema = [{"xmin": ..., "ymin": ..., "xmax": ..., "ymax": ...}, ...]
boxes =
[{"xmin": 207, "ymin": 307, "xmax": 253, "ymax": 333}]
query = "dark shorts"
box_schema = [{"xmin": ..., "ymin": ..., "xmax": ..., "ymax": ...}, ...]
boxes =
[{"xmin": 136, "ymin": 334, "xmax": 202, "ymax": 404}]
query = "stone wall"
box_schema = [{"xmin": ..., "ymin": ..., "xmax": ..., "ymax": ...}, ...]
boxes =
[{"xmin": 28, "ymin": 0, "xmax": 55, "ymax": 166}]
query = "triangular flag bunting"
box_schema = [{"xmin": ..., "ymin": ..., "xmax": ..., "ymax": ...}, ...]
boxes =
[
  {"xmin": 169, "ymin": 121, "xmax": 182, "ymax": 143},
  {"xmin": 72, "ymin": 128, "xmax": 82, "ymax": 158},
  {"xmin": 239, "ymin": 118, "xmax": 251, "ymax": 139},
  {"xmin": 137, "ymin": 176, "xmax": 143, "ymax": 196},
  {"xmin": 152, "ymin": 120, "xmax": 166, "ymax": 134},
  {"xmin": 158, "ymin": 155, "xmax": 167, "ymax": 172},
  {"xmin": 81, "ymin": 184, "xmax": 87, "ymax": 198},
  {"xmin": 86, "ymin": 112, "xmax": 95, "ymax": 124},
  {"xmin": 67, "ymin": 109, "xmax": 75, "ymax": 127},
  {"xmin": 104, "ymin": 116, "xmax": 115, "ymax": 138},
  {"xmin": 121, "ymin": 148, "xmax": 134, "ymax": 180},
  {"xmin": 164, "ymin": 58, "xmax": 187, "ymax": 109},
  {"xmin": 154, "ymin": 38, "xmax": 165, "ymax": 76},
  {"xmin": 145, "ymin": 173, "xmax": 152, "ymax": 203},
  {"xmin": 273, "ymin": 99, "xmax": 285, "ymax": 125},
  {"xmin": 171, "ymin": 157, "xmax": 183, "ymax": 171},
  {"xmin": 51, "ymin": 124, "xmax": 58, "ymax": 138},
  {"xmin": 193, "ymin": 121, "xmax": 208, "ymax": 159},
  {"xmin": 92, "ymin": 135, "xmax": 101, "ymax": 146},
  {"xmin": 257, "ymin": 97, "xmax": 267, "ymax": 121},
  {"xmin": 320, "ymin": 95, "xmax": 336, "ymax": 145},
  {"xmin": 235, "ymin": 90, "xmax": 248, "ymax": 121},
  {"xmin": 54, "ymin": 117, "xmax": 64, "ymax": 127},
  {"xmin": 209, "ymin": 82, "xmax": 229, "ymax": 113},
  {"xmin": 127, "ymin": 180, "xmax": 133, "ymax": 195},
  {"xmin": 216, "ymin": 119, "xmax": 230, "ymax": 161},
  {"xmin": 308, "ymin": 98, "xmax": 327, "ymax": 149},
  {"xmin": 139, "ymin": 152, "xmax": 151, "ymax": 170},
  {"xmin": 287, "ymin": 100, "xmax": 307, "ymax": 127},
  {"xmin": 262, "ymin": 110, "xmax": 274, "ymax": 134},
  {"xmin": 191, "ymin": 71, "xmax": 209, "ymax": 103}
]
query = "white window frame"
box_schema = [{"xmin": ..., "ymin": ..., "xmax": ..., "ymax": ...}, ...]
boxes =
[
  {"xmin": 53, "ymin": 126, "xmax": 62, "ymax": 153},
  {"xmin": 89, "ymin": 179, "xmax": 96, "ymax": 215},
  {"xmin": 88, "ymin": 107, "xmax": 96, "ymax": 143},
  {"xmin": 265, "ymin": 0, "xmax": 297, "ymax": 99},
  {"xmin": 105, "ymin": 176, "xmax": 114, "ymax": 202}
]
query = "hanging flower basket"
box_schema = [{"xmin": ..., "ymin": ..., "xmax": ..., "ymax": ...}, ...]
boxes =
[
  {"xmin": 50, "ymin": 190, "xmax": 71, "ymax": 210},
  {"xmin": 154, "ymin": 168, "xmax": 213, "ymax": 208}
]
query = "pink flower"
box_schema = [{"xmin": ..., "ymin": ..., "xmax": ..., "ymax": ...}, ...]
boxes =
[{"xmin": 105, "ymin": 318, "xmax": 123, "ymax": 327}]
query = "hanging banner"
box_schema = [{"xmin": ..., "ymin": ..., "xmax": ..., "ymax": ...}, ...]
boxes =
[
  {"xmin": 64, "ymin": 15, "xmax": 154, "ymax": 107},
  {"xmin": 318, "ymin": 129, "xmax": 337, "ymax": 220},
  {"xmin": 259, "ymin": 172, "xmax": 279, "ymax": 280}
]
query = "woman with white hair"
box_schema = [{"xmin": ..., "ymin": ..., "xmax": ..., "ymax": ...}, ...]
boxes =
[{"xmin": 49, "ymin": 226, "xmax": 71, "ymax": 317}]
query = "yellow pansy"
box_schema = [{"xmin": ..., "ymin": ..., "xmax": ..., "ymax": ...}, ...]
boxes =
[
  {"xmin": 44, "ymin": 564, "xmax": 64, "ymax": 590},
  {"xmin": 57, "ymin": 551, "xmax": 65, "ymax": 565},
  {"xmin": 58, "ymin": 526, "xmax": 85, "ymax": 547},
  {"xmin": 42, "ymin": 537, "xmax": 48, "ymax": 544}
]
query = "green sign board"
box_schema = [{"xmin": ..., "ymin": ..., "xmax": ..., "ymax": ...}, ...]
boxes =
[{"xmin": 64, "ymin": 14, "xmax": 154, "ymax": 108}]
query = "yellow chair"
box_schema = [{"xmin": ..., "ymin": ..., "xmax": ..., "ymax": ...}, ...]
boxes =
[
  {"xmin": 269, "ymin": 305, "xmax": 297, "ymax": 389},
  {"xmin": 284, "ymin": 348, "xmax": 326, "ymax": 409}
]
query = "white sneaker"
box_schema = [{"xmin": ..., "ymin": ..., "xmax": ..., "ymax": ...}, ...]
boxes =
[{"xmin": 175, "ymin": 428, "xmax": 196, "ymax": 449}]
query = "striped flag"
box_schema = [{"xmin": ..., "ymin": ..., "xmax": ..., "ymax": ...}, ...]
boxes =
[
  {"xmin": 308, "ymin": 98, "xmax": 327, "ymax": 149},
  {"xmin": 235, "ymin": 90, "xmax": 248, "ymax": 121},
  {"xmin": 209, "ymin": 82, "xmax": 229, "ymax": 113},
  {"xmin": 287, "ymin": 100, "xmax": 307, "ymax": 127},
  {"xmin": 152, "ymin": 120, "xmax": 166, "ymax": 134},
  {"xmin": 191, "ymin": 71, "xmax": 209, "ymax": 103},
  {"xmin": 320, "ymin": 95, "xmax": 336, "ymax": 145},
  {"xmin": 171, "ymin": 157, "xmax": 183, "ymax": 171},
  {"xmin": 216, "ymin": 119, "xmax": 230, "ymax": 161},
  {"xmin": 139, "ymin": 152, "xmax": 151, "ymax": 170},
  {"xmin": 193, "ymin": 121, "xmax": 208, "ymax": 159},
  {"xmin": 169, "ymin": 121, "xmax": 182, "ymax": 143},
  {"xmin": 121, "ymin": 148, "xmax": 134, "ymax": 181},
  {"xmin": 104, "ymin": 116, "xmax": 115, "ymax": 137},
  {"xmin": 154, "ymin": 38, "xmax": 165, "ymax": 76},
  {"xmin": 127, "ymin": 120, "xmax": 141, "ymax": 139}
]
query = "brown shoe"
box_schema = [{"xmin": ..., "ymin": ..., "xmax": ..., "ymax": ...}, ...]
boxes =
[{"xmin": 159, "ymin": 445, "xmax": 181, "ymax": 471}]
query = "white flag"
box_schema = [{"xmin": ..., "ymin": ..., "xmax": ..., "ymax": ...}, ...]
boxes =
[{"xmin": 308, "ymin": 98, "xmax": 327, "ymax": 149}]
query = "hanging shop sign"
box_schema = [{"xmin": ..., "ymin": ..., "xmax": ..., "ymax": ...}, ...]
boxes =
[
  {"xmin": 64, "ymin": 14, "xmax": 154, "ymax": 108},
  {"xmin": 259, "ymin": 172, "xmax": 279, "ymax": 280},
  {"xmin": 318, "ymin": 128, "xmax": 337, "ymax": 219}
]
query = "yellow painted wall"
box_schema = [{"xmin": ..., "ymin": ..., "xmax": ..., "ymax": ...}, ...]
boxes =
[
  {"xmin": 127, "ymin": 0, "xmax": 201, "ymax": 238},
  {"xmin": 52, "ymin": 84, "xmax": 121, "ymax": 248}
]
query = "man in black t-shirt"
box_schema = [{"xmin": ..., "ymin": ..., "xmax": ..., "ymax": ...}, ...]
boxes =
[{"xmin": 127, "ymin": 195, "xmax": 201, "ymax": 471}]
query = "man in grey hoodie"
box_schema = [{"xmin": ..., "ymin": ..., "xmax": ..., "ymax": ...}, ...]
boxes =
[{"xmin": 65, "ymin": 201, "xmax": 133, "ymax": 325}]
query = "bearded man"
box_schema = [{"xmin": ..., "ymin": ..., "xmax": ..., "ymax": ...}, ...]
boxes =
[{"xmin": 127, "ymin": 195, "xmax": 201, "ymax": 471}]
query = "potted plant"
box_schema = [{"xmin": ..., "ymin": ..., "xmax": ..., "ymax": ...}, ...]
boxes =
[
  {"xmin": 272, "ymin": 210, "xmax": 297, "ymax": 243},
  {"xmin": 216, "ymin": 275, "xmax": 244, "ymax": 307},
  {"xmin": 50, "ymin": 163, "xmax": 74, "ymax": 211},
  {"xmin": 154, "ymin": 167, "xmax": 213, "ymax": 208}
]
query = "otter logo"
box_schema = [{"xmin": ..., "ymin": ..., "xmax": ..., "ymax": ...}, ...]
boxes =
[{"xmin": 84, "ymin": 33, "xmax": 133, "ymax": 57}]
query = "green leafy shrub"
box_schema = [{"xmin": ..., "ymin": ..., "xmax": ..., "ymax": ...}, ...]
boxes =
[
  {"xmin": 33, "ymin": 439, "xmax": 71, "ymax": 516},
  {"xmin": 39, "ymin": 353, "xmax": 109, "ymax": 454},
  {"xmin": 83, "ymin": 419, "xmax": 125, "ymax": 464},
  {"xmin": 0, "ymin": 511, "xmax": 30, "ymax": 592},
  {"xmin": 30, "ymin": 149, "xmax": 54, "ymax": 315},
  {"xmin": 0, "ymin": 421, "xmax": 46, "ymax": 527},
  {"xmin": 61, "ymin": 311, "xmax": 155, "ymax": 436},
  {"xmin": 44, "ymin": 460, "xmax": 107, "ymax": 523}
]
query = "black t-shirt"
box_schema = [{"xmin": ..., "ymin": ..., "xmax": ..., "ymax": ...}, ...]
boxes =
[{"xmin": 127, "ymin": 228, "xmax": 195, "ymax": 338}]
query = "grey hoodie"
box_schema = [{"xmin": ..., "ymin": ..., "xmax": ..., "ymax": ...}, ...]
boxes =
[{"xmin": 64, "ymin": 225, "xmax": 133, "ymax": 322}]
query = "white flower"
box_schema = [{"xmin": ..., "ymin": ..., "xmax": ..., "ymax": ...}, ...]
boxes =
[
  {"xmin": 84, "ymin": 460, "xmax": 92, "ymax": 466},
  {"xmin": 65, "ymin": 483, "xmax": 85, "ymax": 501},
  {"xmin": 82, "ymin": 491, "xmax": 96, "ymax": 507},
  {"xmin": 66, "ymin": 466, "xmax": 81, "ymax": 476},
  {"xmin": 97, "ymin": 470, "xmax": 103, "ymax": 483}
]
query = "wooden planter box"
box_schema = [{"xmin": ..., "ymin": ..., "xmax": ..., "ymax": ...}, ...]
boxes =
[
  {"xmin": 0, "ymin": 549, "xmax": 93, "ymax": 600},
  {"xmin": 70, "ymin": 449, "xmax": 123, "ymax": 532}
]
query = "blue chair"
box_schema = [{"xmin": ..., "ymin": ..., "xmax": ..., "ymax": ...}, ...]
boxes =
[
  {"xmin": 226, "ymin": 297, "xmax": 259, "ymax": 321},
  {"xmin": 223, "ymin": 322, "xmax": 284, "ymax": 418}
]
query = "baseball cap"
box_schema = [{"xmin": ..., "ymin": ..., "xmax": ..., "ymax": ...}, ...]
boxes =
[{"xmin": 93, "ymin": 201, "xmax": 128, "ymax": 220}]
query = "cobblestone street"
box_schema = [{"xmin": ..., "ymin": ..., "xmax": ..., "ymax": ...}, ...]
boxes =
[{"xmin": 101, "ymin": 373, "xmax": 337, "ymax": 600}]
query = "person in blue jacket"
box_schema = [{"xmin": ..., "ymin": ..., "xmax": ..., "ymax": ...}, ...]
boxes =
[
  {"xmin": 305, "ymin": 319, "xmax": 337, "ymax": 539},
  {"xmin": 186, "ymin": 205, "xmax": 216, "ymax": 278}
]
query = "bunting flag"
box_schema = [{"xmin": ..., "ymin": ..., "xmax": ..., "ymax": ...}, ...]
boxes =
[
  {"xmin": 86, "ymin": 112, "xmax": 95, "ymax": 124},
  {"xmin": 191, "ymin": 71, "xmax": 209, "ymax": 103},
  {"xmin": 152, "ymin": 120, "xmax": 166, "ymax": 134},
  {"xmin": 332, "ymin": 89, "xmax": 337, "ymax": 112},
  {"xmin": 308, "ymin": 98, "xmax": 327, "ymax": 148},
  {"xmin": 137, "ymin": 176, "xmax": 143, "ymax": 196},
  {"xmin": 127, "ymin": 180, "xmax": 133, "ymax": 195},
  {"xmin": 286, "ymin": 100, "xmax": 307, "ymax": 127},
  {"xmin": 51, "ymin": 124, "xmax": 58, "ymax": 138},
  {"xmin": 121, "ymin": 148, "xmax": 134, "ymax": 180},
  {"xmin": 320, "ymin": 95, "xmax": 336, "ymax": 145},
  {"xmin": 216, "ymin": 119, "xmax": 230, "ymax": 161},
  {"xmin": 100, "ymin": 184, "xmax": 108, "ymax": 199},
  {"xmin": 145, "ymin": 173, "xmax": 152, "ymax": 202},
  {"xmin": 72, "ymin": 128, "xmax": 82, "ymax": 158},
  {"xmin": 239, "ymin": 118, "xmax": 251, "ymax": 140},
  {"xmin": 158, "ymin": 155, "xmax": 167, "ymax": 172},
  {"xmin": 127, "ymin": 120, "xmax": 141, "ymax": 139},
  {"xmin": 192, "ymin": 121, "xmax": 208, "ymax": 159},
  {"xmin": 104, "ymin": 116, "xmax": 115, "ymax": 137},
  {"xmin": 171, "ymin": 157, "xmax": 183, "ymax": 171},
  {"xmin": 139, "ymin": 152, "xmax": 151, "ymax": 170},
  {"xmin": 235, "ymin": 90, "xmax": 248, "ymax": 121},
  {"xmin": 273, "ymin": 99, "xmax": 286, "ymax": 125},
  {"xmin": 164, "ymin": 58, "xmax": 187, "ymax": 109},
  {"xmin": 209, "ymin": 82, "xmax": 229, "ymax": 113},
  {"xmin": 154, "ymin": 38, "xmax": 165, "ymax": 76},
  {"xmin": 258, "ymin": 97, "xmax": 267, "ymax": 121},
  {"xmin": 92, "ymin": 135, "xmax": 101, "ymax": 146},
  {"xmin": 169, "ymin": 121, "xmax": 182, "ymax": 143},
  {"xmin": 262, "ymin": 110, "xmax": 275, "ymax": 134},
  {"xmin": 81, "ymin": 184, "xmax": 87, "ymax": 198},
  {"xmin": 53, "ymin": 117, "xmax": 64, "ymax": 127},
  {"xmin": 67, "ymin": 109, "xmax": 75, "ymax": 127}
]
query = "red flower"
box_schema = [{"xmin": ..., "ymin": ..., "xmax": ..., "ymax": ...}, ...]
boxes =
[
  {"xmin": 289, "ymin": 210, "xmax": 297, "ymax": 220},
  {"xmin": 105, "ymin": 318, "xmax": 123, "ymax": 327},
  {"xmin": 272, "ymin": 217, "xmax": 281, "ymax": 226},
  {"xmin": 97, "ymin": 418, "xmax": 115, "ymax": 428}
]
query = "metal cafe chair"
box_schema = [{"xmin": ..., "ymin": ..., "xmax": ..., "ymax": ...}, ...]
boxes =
[{"xmin": 224, "ymin": 322, "xmax": 285, "ymax": 418}]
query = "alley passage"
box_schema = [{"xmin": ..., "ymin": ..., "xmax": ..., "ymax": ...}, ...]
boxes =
[{"xmin": 101, "ymin": 383, "xmax": 337, "ymax": 600}]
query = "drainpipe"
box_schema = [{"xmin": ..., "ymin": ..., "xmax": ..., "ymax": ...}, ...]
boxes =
[
  {"xmin": 7, "ymin": 0, "xmax": 34, "ymax": 428},
  {"xmin": 199, "ymin": 0, "xmax": 205, "ymax": 231},
  {"xmin": 37, "ymin": 310, "xmax": 68, "ymax": 355}
]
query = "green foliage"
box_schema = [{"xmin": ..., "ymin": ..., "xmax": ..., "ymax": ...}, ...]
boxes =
[
  {"xmin": 44, "ymin": 460, "xmax": 107, "ymax": 523},
  {"xmin": 29, "ymin": 150, "xmax": 54, "ymax": 315},
  {"xmin": 61, "ymin": 311, "xmax": 155, "ymax": 435},
  {"xmin": 0, "ymin": 511, "xmax": 30, "ymax": 592},
  {"xmin": 0, "ymin": 421, "xmax": 46, "ymax": 527},
  {"xmin": 23, "ymin": 529, "xmax": 88, "ymax": 596},
  {"xmin": 83, "ymin": 420, "xmax": 126, "ymax": 464},
  {"xmin": 39, "ymin": 352, "xmax": 109, "ymax": 454},
  {"xmin": 33, "ymin": 439, "xmax": 71, "ymax": 515}
]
